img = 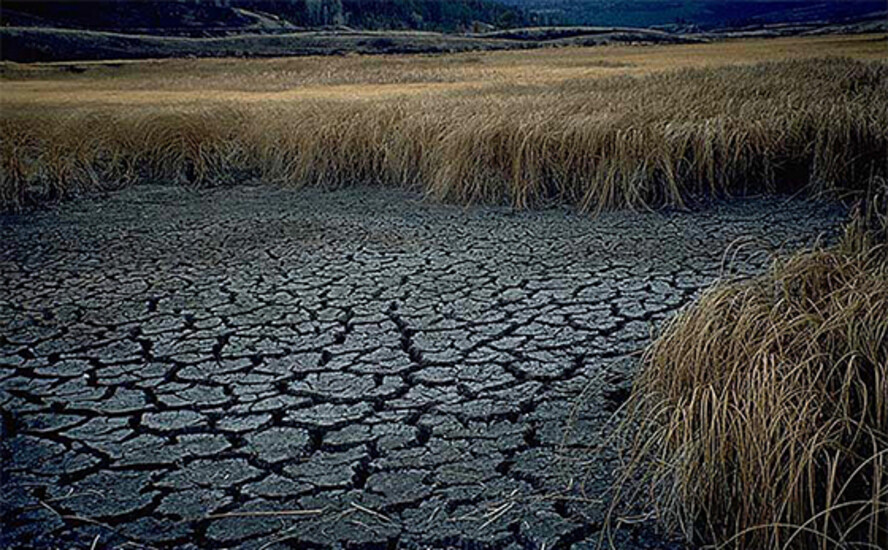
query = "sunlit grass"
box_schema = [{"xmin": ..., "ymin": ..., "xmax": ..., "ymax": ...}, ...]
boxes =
[
  {"xmin": 0, "ymin": 35, "xmax": 885, "ymax": 210},
  {"xmin": 611, "ymin": 190, "xmax": 888, "ymax": 549}
]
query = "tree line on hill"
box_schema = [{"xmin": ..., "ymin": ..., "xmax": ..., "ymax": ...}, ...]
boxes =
[{"xmin": 1, "ymin": 0, "xmax": 529, "ymax": 34}]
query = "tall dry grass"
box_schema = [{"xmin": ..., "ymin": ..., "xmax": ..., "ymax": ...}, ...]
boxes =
[
  {"xmin": 610, "ymin": 188, "xmax": 888, "ymax": 549},
  {"xmin": 1, "ymin": 56, "xmax": 886, "ymax": 210}
]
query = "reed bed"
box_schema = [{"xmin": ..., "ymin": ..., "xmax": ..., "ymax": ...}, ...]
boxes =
[
  {"xmin": 1, "ymin": 55, "xmax": 886, "ymax": 210},
  {"xmin": 611, "ymin": 192, "xmax": 888, "ymax": 549}
]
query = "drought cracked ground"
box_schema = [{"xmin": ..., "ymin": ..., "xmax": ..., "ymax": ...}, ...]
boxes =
[{"xmin": 0, "ymin": 185, "xmax": 844, "ymax": 549}]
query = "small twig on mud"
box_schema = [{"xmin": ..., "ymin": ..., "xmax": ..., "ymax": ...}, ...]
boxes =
[
  {"xmin": 349, "ymin": 518, "xmax": 379, "ymax": 533},
  {"xmin": 257, "ymin": 536, "xmax": 295, "ymax": 550},
  {"xmin": 40, "ymin": 488, "xmax": 104, "ymax": 504},
  {"xmin": 450, "ymin": 508, "xmax": 479, "ymax": 522},
  {"xmin": 38, "ymin": 500, "xmax": 147, "ymax": 548},
  {"xmin": 426, "ymin": 506, "xmax": 440, "ymax": 525},
  {"xmin": 38, "ymin": 500, "xmax": 116, "ymax": 532},
  {"xmin": 257, "ymin": 508, "xmax": 347, "ymax": 550},
  {"xmin": 451, "ymin": 490, "xmax": 522, "ymax": 524},
  {"xmin": 537, "ymin": 491, "xmax": 603, "ymax": 505},
  {"xmin": 90, "ymin": 534, "xmax": 100, "ymax": 550},
  {"xmin": 615, "ymin": 511, "xmax": 657, "ymax": 525},
  {"xmin": 349, "ymin": 502, "xmax": 392, "ymax": 524},
  {"xmin": 206, "ymin": 508, "xmax": 326, "ymax": 520},
  {"xmin": 477, "ymin": 501, "xmax": 515, "ymax": 532},
  {"xmin": 319, "ymin": 508, "xmax": 356, "ymax": 539},
  {"xmin": 332, "ymin": 508, "xmax": 356, "ymax": 522}
]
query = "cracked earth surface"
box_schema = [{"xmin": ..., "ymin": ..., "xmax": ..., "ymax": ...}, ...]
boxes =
[{"xmin": 0, "ymin": 185, "xmax": 844, "ymax": 549}]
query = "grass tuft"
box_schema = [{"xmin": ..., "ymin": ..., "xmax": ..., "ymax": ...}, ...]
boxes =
[{"xmin": 611, "ymin": 191, "xmax": 888, "ymax": 549}]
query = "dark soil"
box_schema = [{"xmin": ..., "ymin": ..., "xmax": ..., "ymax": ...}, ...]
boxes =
[{"xmin": 0, "ymin": 185, "xmax": 844, "ymax": 548}]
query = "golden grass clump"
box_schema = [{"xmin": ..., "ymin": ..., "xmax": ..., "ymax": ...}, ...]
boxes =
[
  {"xmin": 612, "ymin": 201, "xmax": 888, "ymax": 549},
  {"xmin": 0, "ymin": 106, "xmax": 251, "ymax": 206},
  {"xmin": 1, "ymin": 51, "xmax": 886, "ymax": 211}
]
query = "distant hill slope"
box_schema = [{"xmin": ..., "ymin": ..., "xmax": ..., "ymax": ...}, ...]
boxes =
[
  {"xmin": 3, "ymin": 0, "xmax": 882, "ymax": 36},
  {"xmin": 0, "ymin": 0, "xmax": 529, "ymax": 35},
  {"xmin": 0, "ymin": 27, "xmax": 535, "ymax": 63},
  {"xmin": 0, "ymin": 24, "xmax": 716, "ymax": 63},
  {"xmin": 2, "ymin": 19, "xmax": 884, "ymax": 63},
  {"xmin": 1, "ymin": 0, "xmax": 884, "ymax": 62},
  {"xmin": 502, "ymin": 0, "xmax": 885, "ymax": 29}
]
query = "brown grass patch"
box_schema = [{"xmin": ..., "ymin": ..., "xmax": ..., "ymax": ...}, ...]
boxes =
[
  {"xmin": 0, "ymin": 35, "xmax": 886, "ymax": 210},
  {"xmin": 611, "ymin": 194, "xmax": 888, "ymax": 549}
]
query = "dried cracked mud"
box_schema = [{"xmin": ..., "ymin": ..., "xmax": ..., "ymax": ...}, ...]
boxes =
[{"xmin": 0, "ymin": 185, "xmax": 844, "ymax": 549}]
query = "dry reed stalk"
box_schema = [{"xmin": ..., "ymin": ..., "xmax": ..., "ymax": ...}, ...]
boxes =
[{"xmin": 610, "ymin": 197, "xmax": 888, "ymax": 549}]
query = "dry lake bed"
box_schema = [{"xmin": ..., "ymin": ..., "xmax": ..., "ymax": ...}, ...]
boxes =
[{"xmin": 0, "ymin": 185, "xmax": 844, "ymax": 548}]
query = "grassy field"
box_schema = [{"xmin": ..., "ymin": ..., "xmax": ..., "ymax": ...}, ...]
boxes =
[{"xmin": 1, "ymin": 33, "xmax": 886, "ymax": 209}]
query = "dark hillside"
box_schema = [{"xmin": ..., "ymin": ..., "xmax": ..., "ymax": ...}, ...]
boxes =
[
  {"xmin": 0, "ymin": 27, "xmax": 541, "ymax": 62},
  {"xmin": 502, "ymin": 1, "xmax": 885, "ymax": 28},
  {"xmin": 1, "ymin": 0, "xmax": 529, "ymax": 35},
  {"xmin": 1, "ymin": 0, "xmax": 883, "ymax": 62}
]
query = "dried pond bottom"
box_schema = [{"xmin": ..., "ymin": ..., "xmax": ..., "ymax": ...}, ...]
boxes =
[{"xmin": 0, "ymin": 185, "xmax": 846, "ymax": 548}]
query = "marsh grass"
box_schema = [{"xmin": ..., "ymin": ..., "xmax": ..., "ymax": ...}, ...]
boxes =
[
  {"xmin": 610, "ymin": 188, "xmax": 888, "ymax": 549},
  {"xmin": 1, "ymin": 55, "xmax": 886, "ymax": 211}
]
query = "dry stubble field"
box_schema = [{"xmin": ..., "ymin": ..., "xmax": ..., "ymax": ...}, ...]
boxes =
[{"xmin": 1, "ymin": 33, "xmax": 886, "ymax": 210}]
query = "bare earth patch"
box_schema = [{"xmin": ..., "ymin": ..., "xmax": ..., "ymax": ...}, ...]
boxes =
[{"xmin": 0, "ymin": 185, "xmax": 844, "ymax": 548}]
